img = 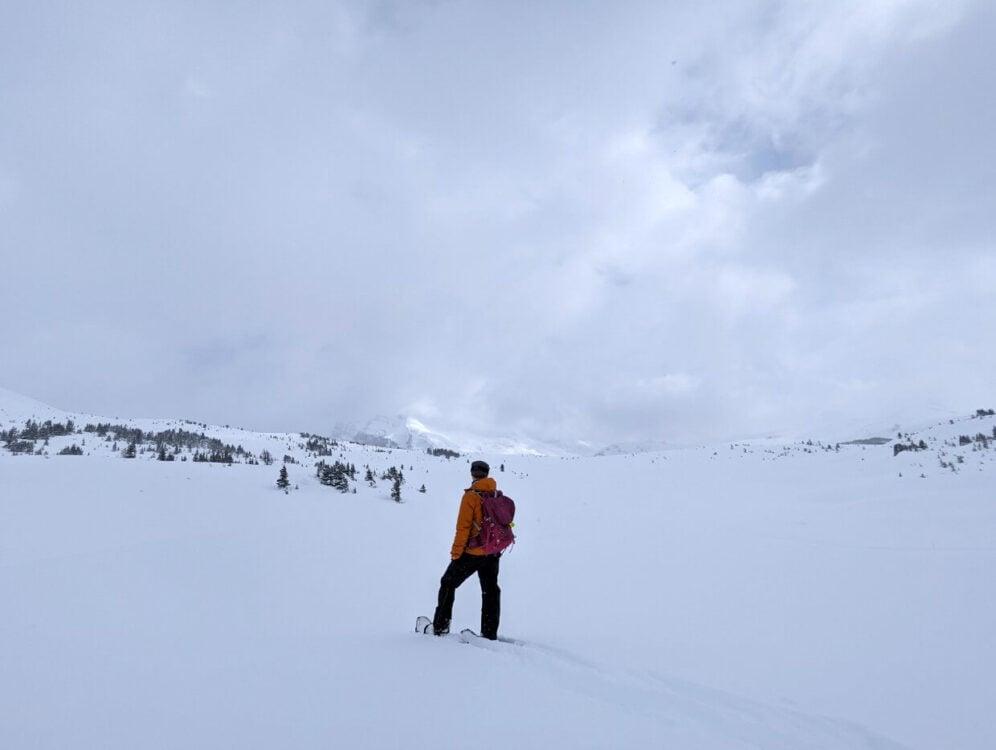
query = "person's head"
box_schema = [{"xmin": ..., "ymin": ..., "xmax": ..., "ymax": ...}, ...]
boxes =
[{"xmin": 470, "ymin": 460, "xmax": 490, "ymax": 479}]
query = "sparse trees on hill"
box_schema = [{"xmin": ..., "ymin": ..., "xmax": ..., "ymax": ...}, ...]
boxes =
[
  {"xmin": 302, "ymin": 435, "xmax": 339, "ymax": 457},
  {"xmin": 17, "ymin": 419, "xmax": 76, "ymax": 441},
  {"xmin": 959, "ymin": 433, "xmax": 992, "ymax": 449},
  {"xmin": 5, "ymin": 439, "xmax": 35, "ymax": 454},
  {"xmin": 192, "ymin": 449, "xmax": 234, "ymax": 464},
  {"xmin": 893, "ymin": 440, "xmax": 928, "ymax": 457},
  {"xmin": 427, "ymin": 448, "xmax": 460, "ymax": 459},
  {"xmin": 82, "ymin": 422, "xmax": 244, "ymax": 461}
]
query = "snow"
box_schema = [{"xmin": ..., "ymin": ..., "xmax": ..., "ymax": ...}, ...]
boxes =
[
  {"xmin": 330, "ymin": 413, "xmax": 573, "ymax": 456},
  {"xmin": 2, "ymin": 393, "xmax": 995, "ymax": 749}
]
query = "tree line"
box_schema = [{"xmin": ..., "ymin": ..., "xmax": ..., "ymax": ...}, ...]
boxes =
[{"xmin": 311, "ymin": 460, "xmax": 407, "ymax": 501}]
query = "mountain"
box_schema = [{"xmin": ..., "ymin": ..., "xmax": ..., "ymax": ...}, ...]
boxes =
[
  {"xmin": 0, "ymin": 388, "xmax": 553, "ymax": 456},
  {"xmin": 330, "ymin": 414, "xmax": 577, "ymax": 456},
  {"xmin": 3, "ymin": 385, "xmax": 992, "ymax": 459},
  {"xmin": 331, "ymin": 415, "xmax": 461, "ymax": 452}
]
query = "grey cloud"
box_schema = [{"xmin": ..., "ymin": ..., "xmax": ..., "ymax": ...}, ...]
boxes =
[{"xmin": 2, "ymin": 1, "xmax": 992, "ymax": 445}]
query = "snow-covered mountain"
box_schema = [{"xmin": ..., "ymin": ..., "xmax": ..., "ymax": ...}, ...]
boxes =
[
  {"xmin": 330, "ymin": 414, "xmax": 582, "ymax": 456},
  {"xmin": 0, "ymin": 388, "xmax": 557, "ymax": 457},
  {"xmin": 3, "ymin": 386, "xmax": 994, "ymax": 465},
  {"xmin": 331, "ymin": 415, "xmax": 462, "ymax": 452}
]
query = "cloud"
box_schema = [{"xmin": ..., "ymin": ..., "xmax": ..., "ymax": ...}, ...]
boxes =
[{"xmin": 1, "ymin": 0, "xmax": 992, "ymax": 444}]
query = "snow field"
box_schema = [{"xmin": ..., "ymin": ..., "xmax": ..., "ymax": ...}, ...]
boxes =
[{"xmin": 2, "ymin": 414, "xmax": 995, "ymax": 748}]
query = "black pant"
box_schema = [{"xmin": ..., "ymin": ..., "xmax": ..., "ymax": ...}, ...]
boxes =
[{"xmin": 433, "ymin": 553, "xmax": 501, "ymax": 639}]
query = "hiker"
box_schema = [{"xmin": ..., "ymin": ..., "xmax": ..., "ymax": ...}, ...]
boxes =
[{"xmin": 432, "ymin": 460, "xmax": 502, "ymax": 640}]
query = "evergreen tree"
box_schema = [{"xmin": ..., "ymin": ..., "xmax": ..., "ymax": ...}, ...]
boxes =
[
  {"xmin": 123, "ymin": 441, "xmax": 137, "ymax": 459},
  {"xmin": 391, "ymin": 475, "xmax": 402, "ymax": 503},
  {"xmin": 333, "ymin": 469, "xmax": 349, "ymax": 493},
  {"xmin": 318, "ymin": 461, "xmax": 350, "ymax": 492},
  {"xmin": 277, "ymin": 465, "xmax": 290, "ymax": 492},
  {"xmin": 381, "ymin": 465, "xmax": 405, "ymax": 485}
]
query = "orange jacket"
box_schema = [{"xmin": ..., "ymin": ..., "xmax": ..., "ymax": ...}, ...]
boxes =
[{"xmin": 450, "ymin": 477, "xmax": 497, "ymax": 559}]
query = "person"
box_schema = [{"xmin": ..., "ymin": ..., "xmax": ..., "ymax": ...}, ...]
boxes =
[{"xmin": 432, "ymin": 460, "xmax": 502, "ymax": 639}]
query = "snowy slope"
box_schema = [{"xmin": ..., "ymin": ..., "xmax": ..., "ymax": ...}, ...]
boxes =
[
  {"xmin": 331, "ymin": 413, "xmax": 578, "ymax": 456},
  {"xmin": 2, "ymin": 390, "xmax": 994, "ymax": 749},
  {"xmin": 0, "ymin": 386, "xmax": 79, "ymax": 425}
]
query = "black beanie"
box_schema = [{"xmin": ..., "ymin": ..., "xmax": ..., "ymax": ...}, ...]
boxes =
[{"xmin": 470, "ymin": 460, "xmax": 490, "ymax": 478}]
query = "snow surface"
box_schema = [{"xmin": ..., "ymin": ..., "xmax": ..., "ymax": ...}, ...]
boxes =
[{"xmin": 2, "ymin": 393, "xmax": 995, "ymax": 749}]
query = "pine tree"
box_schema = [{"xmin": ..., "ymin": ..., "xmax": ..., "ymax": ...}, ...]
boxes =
[
  {"xmin": 123, "ymin": 441, "xmax": 137, "ymax": 459},
  {"xmin": 333, "ymin": 469, "xmax": 349, "ymax": 493},
  {"xmin": 391, "ymin": 475, "xmax": 403, "ymax": 503},
  {"xmin": 277, "ymin": 465, "xmax": 290, "ymax": 492},
  {"xmin": 319, "ymin": 461, "xmax": 350, "ymax": 492}
]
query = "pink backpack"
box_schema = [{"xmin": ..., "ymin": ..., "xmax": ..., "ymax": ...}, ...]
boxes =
[{"xmin": 468, "ymin": 490, "xmax": 516, "ymax": 555}]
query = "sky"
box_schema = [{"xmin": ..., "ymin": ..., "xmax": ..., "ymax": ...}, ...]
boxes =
[{"xmin": 2, "ymin": 0, "xmax": 994, "ymax": 446}]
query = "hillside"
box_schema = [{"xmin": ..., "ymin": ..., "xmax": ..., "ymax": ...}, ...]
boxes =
[{"xmin": 2, "ymin": 390, "xmax": 994, "ymax": 749}]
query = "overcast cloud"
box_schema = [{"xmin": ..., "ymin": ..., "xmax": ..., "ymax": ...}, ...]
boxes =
[{"xmin": 2, "ymin": 0, "xmax": 993, "ymax": 445}]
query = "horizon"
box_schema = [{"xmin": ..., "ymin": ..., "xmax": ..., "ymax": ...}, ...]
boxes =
[{"xmin": 2, "ymin": 383, "xmax": 989, "ymax": 454}]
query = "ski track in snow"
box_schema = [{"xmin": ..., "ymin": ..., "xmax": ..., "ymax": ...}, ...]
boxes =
[{"xmin": 415, "ymin": 629, "xmax": 906, "ymax": 750}]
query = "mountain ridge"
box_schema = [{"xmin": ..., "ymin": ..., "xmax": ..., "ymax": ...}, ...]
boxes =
[{"xmin": 2, "ymin": 385, "xmax": 992, "ymax": 458}]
